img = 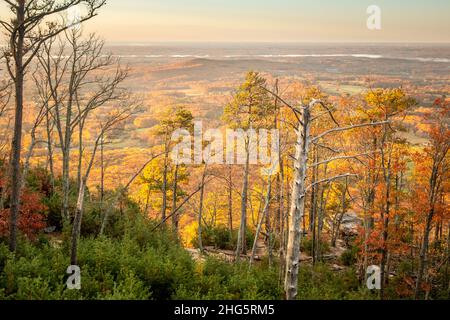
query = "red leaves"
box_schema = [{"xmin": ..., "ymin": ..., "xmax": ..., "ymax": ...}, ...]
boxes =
[
  {"xmin": 395, "ymin": 276, "xmax": 415, "ymax": 298},
  {"xmin": 0, "ymin": 190, "xmax": 47, "ymax": 240},
  {"xmin": 0, "ymin": 166, "xmax": 5, "ymax": 190}
]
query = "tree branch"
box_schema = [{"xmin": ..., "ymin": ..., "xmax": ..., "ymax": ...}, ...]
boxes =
[{"xmin": 312, "ymin": 121, "xmax": 390, "ymax": 143}]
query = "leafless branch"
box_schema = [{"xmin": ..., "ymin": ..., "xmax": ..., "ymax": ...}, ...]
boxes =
[
  {"xmin": 309, "ymin": 152, "xmax": 379, "ymax": 168},
  {"xmin": 312, "ymin": 121, "xmax": 390, "ymax": 143},
  {"xmin": 306, "ymin": 174, "xmax": 358, "ymax": 192}
]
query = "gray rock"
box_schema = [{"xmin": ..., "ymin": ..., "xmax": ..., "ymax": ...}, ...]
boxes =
[
  {"xmin": 44, "ymin": 226, "xmax": 57, "ymax": 234},
  {"xmin": 340, "ymin": 211, "xmax": 362, "ymax": 236}
]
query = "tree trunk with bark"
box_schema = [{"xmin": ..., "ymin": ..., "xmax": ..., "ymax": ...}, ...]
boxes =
[
  {"xmin": 228, "ymin": 165, "xmax": 233, "ymax": 238},
  {"xmin": 250, "ymin": 177, "xmax": 272, "ymax": 265},
  {"xmin": 161, "ymin": 142, "xmax": 169, "ymax": 222},
  {"xmin": 236, "ymin": 140, "xmax": 251, "ymax": 260},
  {"xmin": 171, "ymin": 164, "xmax": 179, "ymax": 231},
  {"xmin": 45, "ymin": 107, "xmax": 55, "ymax": 189},
  {"xmin": 71, "ymin": 179, "xmax": 86, "ymax": 265},
  {"xmin": 415, "ymin": 157, "xmax": 442, "ymax": 299},
  {"xmin": 198, "ymin": 165, "xmax": 207, "ymax": 253},
  {"xmin": 9, "ymin": 2, "xmax": 25, "ymax": 252}
]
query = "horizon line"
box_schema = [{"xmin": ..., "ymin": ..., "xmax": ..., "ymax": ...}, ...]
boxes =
[{"xmin": 103, "ymin": 40, "xmax": 450, "ymax": 46}]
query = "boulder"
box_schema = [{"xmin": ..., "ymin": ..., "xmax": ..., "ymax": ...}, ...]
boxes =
[{"xmin": 340, "ymin": 211, "xmax": 362, "ymax": 236}]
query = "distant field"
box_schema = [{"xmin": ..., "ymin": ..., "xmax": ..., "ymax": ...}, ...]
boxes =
[{"xmin": 319, "ymin": 83, "xmax": 365, "ymax": 95}]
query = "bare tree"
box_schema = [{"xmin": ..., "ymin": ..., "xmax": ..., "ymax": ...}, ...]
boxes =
[{"xmin": 1, "ymin": 0, "xmax": 106, "ymax": 252}]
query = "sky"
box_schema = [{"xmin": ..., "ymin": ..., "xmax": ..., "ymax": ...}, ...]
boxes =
[{"xmin": 1, "ymin": 0, "xmax": 450, "ymax": 43}]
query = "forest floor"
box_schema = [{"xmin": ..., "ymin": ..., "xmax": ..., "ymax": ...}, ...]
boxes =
[{"xmin": 186, "ymin": 239, "xmax": 349, "ymax": 271}]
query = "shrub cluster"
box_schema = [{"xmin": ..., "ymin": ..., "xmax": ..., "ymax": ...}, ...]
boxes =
[{"xmin": 191, "ymin": 225, "xmax": 254, "ymax": 251}]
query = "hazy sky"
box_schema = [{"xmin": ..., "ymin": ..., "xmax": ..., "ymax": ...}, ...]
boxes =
[{"xmin": 1, "ymin": 0, "xmax": 449, "ymax": 43}]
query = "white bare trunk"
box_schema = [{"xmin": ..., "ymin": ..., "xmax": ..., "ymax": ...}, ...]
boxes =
[{"xmin": 284, "ymin": 107, "xmax": 311, "ymax": 300}]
